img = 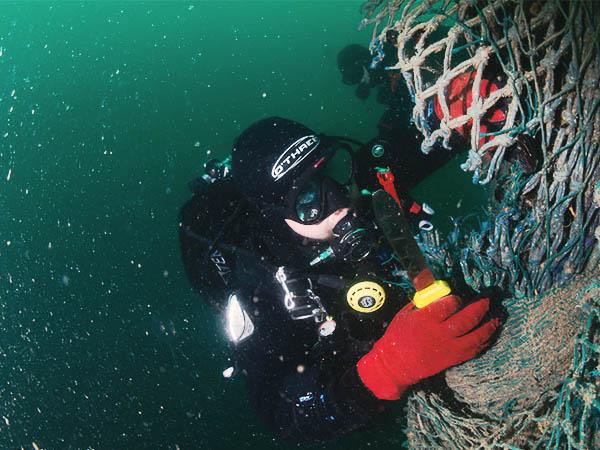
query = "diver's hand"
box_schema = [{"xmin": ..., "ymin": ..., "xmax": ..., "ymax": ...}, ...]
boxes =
[{"xmin": 357, "ymin": 295, "xmax": 500, "ymax": 400}]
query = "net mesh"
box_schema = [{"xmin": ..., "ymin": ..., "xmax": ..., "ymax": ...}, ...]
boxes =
[{"xmin": 360, "ymin": 0, "xmax": 600, "ymax": 447}]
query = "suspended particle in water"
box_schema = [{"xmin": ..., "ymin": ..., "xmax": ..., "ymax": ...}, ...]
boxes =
[
  {"xmin": 262, "ymin": 92, "xmax": 267, "ymax": 98},
  {"xmin": 194, "ymin": 141, "xmax": 200, "ymax": 147},
  {"xmin": 222, "ymin": 366, "xmax": 234, "ymax": 378},
  {"xmin": 6, "ymin": 168, "xmax": 11, "ymax": 181},
  {"xmin": 61, "ymin": 275, "xmax": 70, "ymax": 286},
  {"xmin": 296, "ymin": 364, "xmax": 305, "ymax": 374}
]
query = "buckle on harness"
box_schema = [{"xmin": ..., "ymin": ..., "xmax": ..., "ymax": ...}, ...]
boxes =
[{"xmin": 275, "ymin": 267, "xmax": 327, "ymax": 322}]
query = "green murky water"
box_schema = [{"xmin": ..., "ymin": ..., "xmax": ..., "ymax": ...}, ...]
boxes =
[{"xmin": 0, "ymin": 2, "xmax": 486, "ymax": 448}]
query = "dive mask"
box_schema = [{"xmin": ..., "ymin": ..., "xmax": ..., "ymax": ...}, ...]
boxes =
[{"xmin": 284, "ymin": 142, "xmax": 355, "ymax": 225}]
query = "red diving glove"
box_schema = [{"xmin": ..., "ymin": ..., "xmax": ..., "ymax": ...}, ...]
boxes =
[{"xmin": 357, "ymin": 295, "xmax": 500, "ymax": 400}]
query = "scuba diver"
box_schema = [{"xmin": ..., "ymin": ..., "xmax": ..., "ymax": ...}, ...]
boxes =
[
  {"xmin": 338, "ymin": 33, "xmax": 455, "ymax": 192},
  {"xmin": 337, "ymin": 31, "xmax": 400, "ymax": 103},
  {"xmin": 179, "ymin": 117, "xmax": 500, "ymax": 442},
  {"xmin": 337, "ymin": 43, "xmax": 377, "ymax": 100}
]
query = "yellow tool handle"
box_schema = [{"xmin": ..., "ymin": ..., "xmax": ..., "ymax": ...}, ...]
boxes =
[{"xmin": 413, "ymin": 280, "xmax": 452, "ymax": 309}]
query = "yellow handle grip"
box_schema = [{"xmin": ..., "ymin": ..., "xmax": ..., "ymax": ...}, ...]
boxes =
[{"xmin": 413, "ymin": 280, "xmax": 452, "ymax": 309}]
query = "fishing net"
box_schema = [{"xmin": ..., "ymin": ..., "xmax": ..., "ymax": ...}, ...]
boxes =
[{"xmin": 360, "ymin": 0, "xmax": 600, "ymax": 447}]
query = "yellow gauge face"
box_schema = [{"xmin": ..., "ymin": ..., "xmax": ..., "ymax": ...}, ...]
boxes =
[{"xmin": 346, "ymin": 281, "xmax": 386, "ymax": 313}]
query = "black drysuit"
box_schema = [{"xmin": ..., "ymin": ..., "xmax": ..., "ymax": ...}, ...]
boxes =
[
  {"xmin": 179, "ymin": 182, "xmax": 412, "ymax": 441},
  {"xmin": 227, "ymin": 261, "xmax": 409, "ymax": 441}
]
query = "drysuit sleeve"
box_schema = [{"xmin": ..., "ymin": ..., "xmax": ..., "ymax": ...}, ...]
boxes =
[{"xmin": 226, "ymin": 287, "xmax": 388, "ymax": 442}]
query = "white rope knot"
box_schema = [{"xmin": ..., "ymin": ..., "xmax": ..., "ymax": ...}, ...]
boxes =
[
  {"xmin": 413, "ymin": 96, "xmax": 426, "ymax": 117},
  {"xmin": 461, "ymin": 148, "xmax": 483, "ymax": 172},
  {"xmin": 439, "ymin": 120, "xmax": 452, "ymax": 136},
  {"xmin": 473, "ymin": 46, "xmax": 491, "ymax": 66},
  {"xmin": 467, "ymin": 98, "xmax": 485, "ymax": 120}
]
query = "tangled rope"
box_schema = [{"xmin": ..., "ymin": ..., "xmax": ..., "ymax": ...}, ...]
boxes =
[
  {"xmin": 361, "ymin": 1, "xmax": 600, "ymax": 447},
  {"xmin": 363, "ymin": 0, "xmax": 600, "ymax": 297}
]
